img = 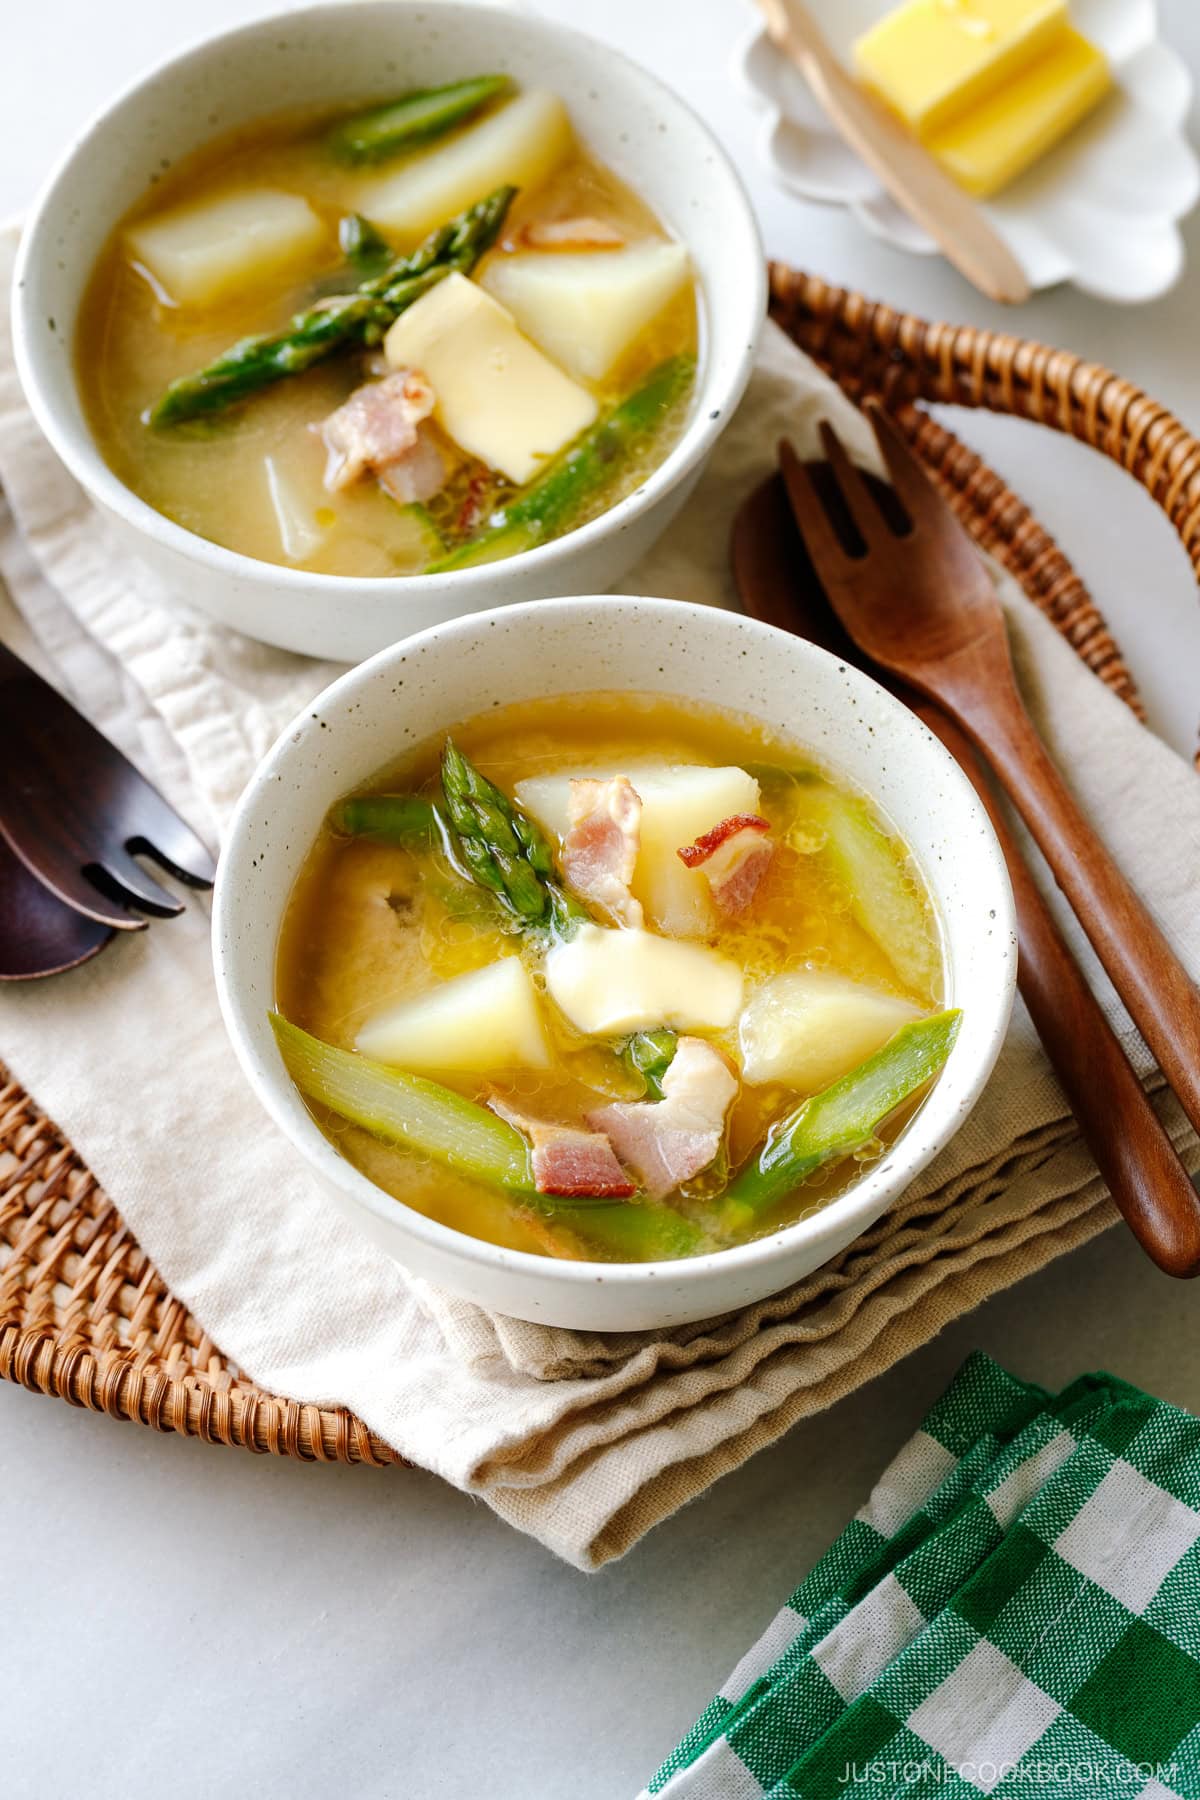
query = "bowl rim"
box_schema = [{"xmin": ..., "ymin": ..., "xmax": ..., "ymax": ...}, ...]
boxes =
[
  {"xmin": 11, "ymin": 0, "xmax": 766, "ymax": 602},
  {"xmin": 212, "ymin": 594, "xmax": 1018, "ymax": 1296}
]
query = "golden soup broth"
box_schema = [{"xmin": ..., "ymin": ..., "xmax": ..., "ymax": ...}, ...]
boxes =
[
  {"xmin": 276, "ymin": 696, "xmax": 945, "ymax": 1261},
  {"xmin": 76, "ymin": 101, "xmax": 699, "ymax": 577}
]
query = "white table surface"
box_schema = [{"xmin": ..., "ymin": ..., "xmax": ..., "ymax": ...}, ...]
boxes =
[{"xmin": 3, "ymin": 5, "xmax": 1200, "ymax": 1796}]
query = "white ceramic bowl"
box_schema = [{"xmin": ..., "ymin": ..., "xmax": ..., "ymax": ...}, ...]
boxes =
[
  {"xmin": 213, "ymin": 596, "xmax": 1017, "ymax": 1331},
  {"xmin": 12, "ymin": 3, "xmax": 765, "ymax": 662}
]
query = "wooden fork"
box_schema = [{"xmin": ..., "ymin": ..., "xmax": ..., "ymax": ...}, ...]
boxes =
[
  {"xmin": 736, "ymin": 468, "xmax": 1200, "ymax": 1278},
  {"xmin": 779, "ymin": 400, "xmax": 1200, "ymax": 1163}
]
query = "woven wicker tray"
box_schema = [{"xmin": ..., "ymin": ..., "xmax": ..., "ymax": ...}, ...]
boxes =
[{"xmin": 4, "ymin": 265, "xmax": 1199, "ymax": 1467}]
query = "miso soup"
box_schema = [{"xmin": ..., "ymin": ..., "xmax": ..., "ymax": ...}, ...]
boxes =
[
  {"xmin": 273, "ymin": 694, "xmax": 958, "ymax": 1264},
  {"xmin": 76, "ymin": 79, "xmax": 699, "ymax": 579}
]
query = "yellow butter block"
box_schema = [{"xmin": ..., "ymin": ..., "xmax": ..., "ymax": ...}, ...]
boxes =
[
  {"xmin": 854, "ymin": 0, "xmax": 1067, "ymax": 138},
  {"xmin": 929, "ymin": 26, "xmax": 1111, "ymax": 195}
]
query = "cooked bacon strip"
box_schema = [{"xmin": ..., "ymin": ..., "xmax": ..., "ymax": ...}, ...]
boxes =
[
  {"xmin": 489, "ymin": 1096, "xmax": 635, "ymax": 1198},
  {"xmin": 516, "ymin": 216, "xmax": 626, "ymax": 250},
  {"xmin": 562, "ymin": 776, "xmax": 644, "ymax": 929},
  {"xmin": 316, "ymin": 369, "xmax": 446, "ymax": 502},
  {"xmin": 678, "ymin": 814, "xmax": 774, "ymax": 919},
  {"xmin": 587, "ymin": 1037, "xmax": 737, "ymax": 1200}
]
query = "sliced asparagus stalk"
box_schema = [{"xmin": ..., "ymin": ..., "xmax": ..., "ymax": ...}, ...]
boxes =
[
  {"xmin": 427, "ymin": 354, "xmax": 696, "ymax": 572},
  {"xmin": 338, "ymin": 212, "xmax": 391, "ymax": 273},
  {"xmin": 440, "ymin": 740, "xmax": 588, "ymax": 939},
  {"xmin": 272, "ymin": 1011, "xmax": 536, "ymax": 1191},
  {"xmin": 271, "ymin": 1013, "xmax": 702, "ymax": 1259},
  {"xmin": 720, "ymin": 1010, "xmax": 961, "ymax": 1227},
  {"xmin": 556, "ymin": 1198, "xmax": 704, "ymax": 1261},
  {"xmin": 622, "ymin": 1029, "xmax": 678, "ymax": 1100},
  {"xmin": 149, "ymin": 186, "xmax": 515, "ymax": 426},
  {"xmin": 335, "ymin": 793, "xmax": 441, "ymax": 845},
  {"xmin": 814, "ymin": 789, "xmax": 941, "ymax": 998},
  {"xmin": 328, "ymin": 75, "xmax": 511, "ymax": 164}
]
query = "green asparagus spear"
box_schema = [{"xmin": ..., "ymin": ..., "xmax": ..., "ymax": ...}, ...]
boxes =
[
  {"xmin": 338, "ymin": 212, "xmax": 392, "ymax": 274},
  {"xmin": 427, "ymin": 354, "xmax": 696, "ymax": 572},
  {"xmin": 335, "ymin": 793, "xmax": 441, "ymax": 845},
  {"xmin": 149, "ymin": 185, "xmax": 516, "ymax": 426},
  {"xmin": 622, "ymin": 1029, "xmax": 678, "ymax": 1100},
  {"xmin": 720, "ymin": 1010, "xmax": 961, "ymax": 1228},
  {"xmin": 439, "ymin": 740, "xmax": 588, "ymax": 939},
  {"xmin": 271, "ymin": 1013, "xmax": 703, "ymax": 1260},
  {"xmin": 272, "ymin": 1011, "xmax": 536, "ymax": 1191},
  {"xmin": 328, "ymin": 75, "xmax": 511, "ymax": 164}
]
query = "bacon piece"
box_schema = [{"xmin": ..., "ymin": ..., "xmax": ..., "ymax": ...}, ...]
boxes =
[
  {"xmin": 489, "ymin": 1096, "xmax": 635, "ymax": 1198},
  {"xmin": 516, "ymin": 216, "xmax": 626, "ymax": 250},
  {"xmin": 562, "ymin": 776, "xmax": 645, "ymax": 929},
  {"xmin": 316, "ymin": 369, "xmax": 446, "ymax": 501},
  {"xmin": 677, "ymin": 814, "xmax": 774, "ymax": 919},
  {"xmin": 586, "ymin": 1037, "xmax": 737, "ymax": 1200}
]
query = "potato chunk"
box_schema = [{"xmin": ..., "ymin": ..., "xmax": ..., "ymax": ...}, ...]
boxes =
[
  {"xmin": 384, "ymin": 273, "xmax": 596, "ymax": 484},
  {"xmin": 516, "ymin": 764, "xmax": 761, "ymax": 938},
  {"xmin": 355, "ymin": 957, "xmax": 552, "ymax": 1073},
  {"xmin": 124, "ymin": 188, "xmax": 326, "ymax": 308},
  {"xmin": 481, "ymin": 243, "xmax": 691, "ymax": 383},
  {"xmin": 738, "ymin": 970, "xmax": 921, "ymax": 1091},
  {"xmin": 357, "ymin": 88, "xmax": 574, "ymax": 244}
]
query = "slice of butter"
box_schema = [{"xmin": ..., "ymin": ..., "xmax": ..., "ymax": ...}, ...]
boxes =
[
  {"xmin": 854, "ymin": 0, "xmax": 1067, "ymax": 138},
  {"xmin": 928, "ymin": 25, "xmax": 1111, "ymax": 196},
  {"xmin": 544, "ymin": 924, "xmax": 744, "ymax": 1037},
  {"xmin": 384, "ymin": 273, "xmax": 597, "ymax": 485},
  {"xmin": 124, "ymin": 188, "xmax": 326, "ymax": 309}
]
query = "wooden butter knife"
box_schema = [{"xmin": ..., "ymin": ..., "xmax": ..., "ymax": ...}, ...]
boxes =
[{"xmin": 756, "ymin": 0, "xmax": 1031, "ymax": 305}]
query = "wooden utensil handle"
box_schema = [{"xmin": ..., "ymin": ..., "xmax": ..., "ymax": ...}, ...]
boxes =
[
  {"xmin": 923, "ymin": 706, "xmax": 1200, "ymax": 1276},
  {"xmin": 956, "ymin": 672, "xmax": 1200, "ymax": 1154}
]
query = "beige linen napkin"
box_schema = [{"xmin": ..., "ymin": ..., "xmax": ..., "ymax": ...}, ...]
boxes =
[{"xmin": 2, "ymin": 227, "xmax": 1198, "ymax": 1569}]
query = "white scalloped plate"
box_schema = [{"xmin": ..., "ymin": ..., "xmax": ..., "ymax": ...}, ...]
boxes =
[{"xmin": 737, "ymin": 0, "xmax": 1199, "ymax": 301}]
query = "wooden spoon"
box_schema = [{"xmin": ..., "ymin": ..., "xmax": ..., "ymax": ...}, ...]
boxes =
[
  {"xmin": 736, "ymin": 466, "xmax": 1200, "ymax": 1278},
  {"xmin": 0, "ymin": 835, "xmax": 113, "ymax": 980}
]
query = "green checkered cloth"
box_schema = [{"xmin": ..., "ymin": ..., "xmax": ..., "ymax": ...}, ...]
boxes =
[{"xmin": 642, "ymin": 1353, "xmax": 1200, "ymax": 1799}]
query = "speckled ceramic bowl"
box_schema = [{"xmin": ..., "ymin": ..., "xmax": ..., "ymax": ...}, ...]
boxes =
[
  {"xmin": 13, "ymin": 2, "xmax": 764, "ymax": 661},
  {"xmin": 213, "ymin": 597, "xmax": 1016, "ymax": 1330}
]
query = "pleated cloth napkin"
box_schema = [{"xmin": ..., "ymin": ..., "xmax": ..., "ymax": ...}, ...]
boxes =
[
  {"xmin": 2, "ymin": 219, "xmax": 1200, "ymax": 1567},
  {"xmin": 642, "ymin": 1352, "xmax": 1200, "ymax": 1799}
]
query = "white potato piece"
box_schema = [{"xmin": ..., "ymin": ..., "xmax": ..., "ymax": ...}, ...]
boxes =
[
  {"xmin": 356, "ymin": 957, "xmax": 552, "ymax": 1073},
  {"xmin": 516, "ymin": 764, "xmax": 761, "ymax": 938},
  {"xmin": 738, "ymin": 969, "xmax": 921, "ymax": 1092},
  {"xmin": 544, "ymin": 923, "xmax": 743, "ymax": 1037},
  {"xmin": 124, "ymin": 188, "xmax": 326, "ymax": 309},
  {"xmin": 384, "ymin": 274, "xmax": 597, "ymax": 484},
  {"xmin": 481, "ymin": 243, "xmax": 691, "ymax": 383},
  {"xmin": 358, "ymin": 89, "xmax": 574, "ymax": 243}
]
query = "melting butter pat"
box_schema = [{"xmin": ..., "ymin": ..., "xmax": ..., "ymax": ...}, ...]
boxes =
[
  {"xmin": 544, "ymin": 925, "xmax": 744, "ymax": 1037},
  {"xmin": 928, "ymin": 26, "xmax": 1111, "ymax": 195},
  {"xmin": 854, "ymin": 0, "xmax": 1068, "ymax": 137},
  {"xmin": 384, "ymin": 273, "xmax": 597, "ymax": 484}
]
